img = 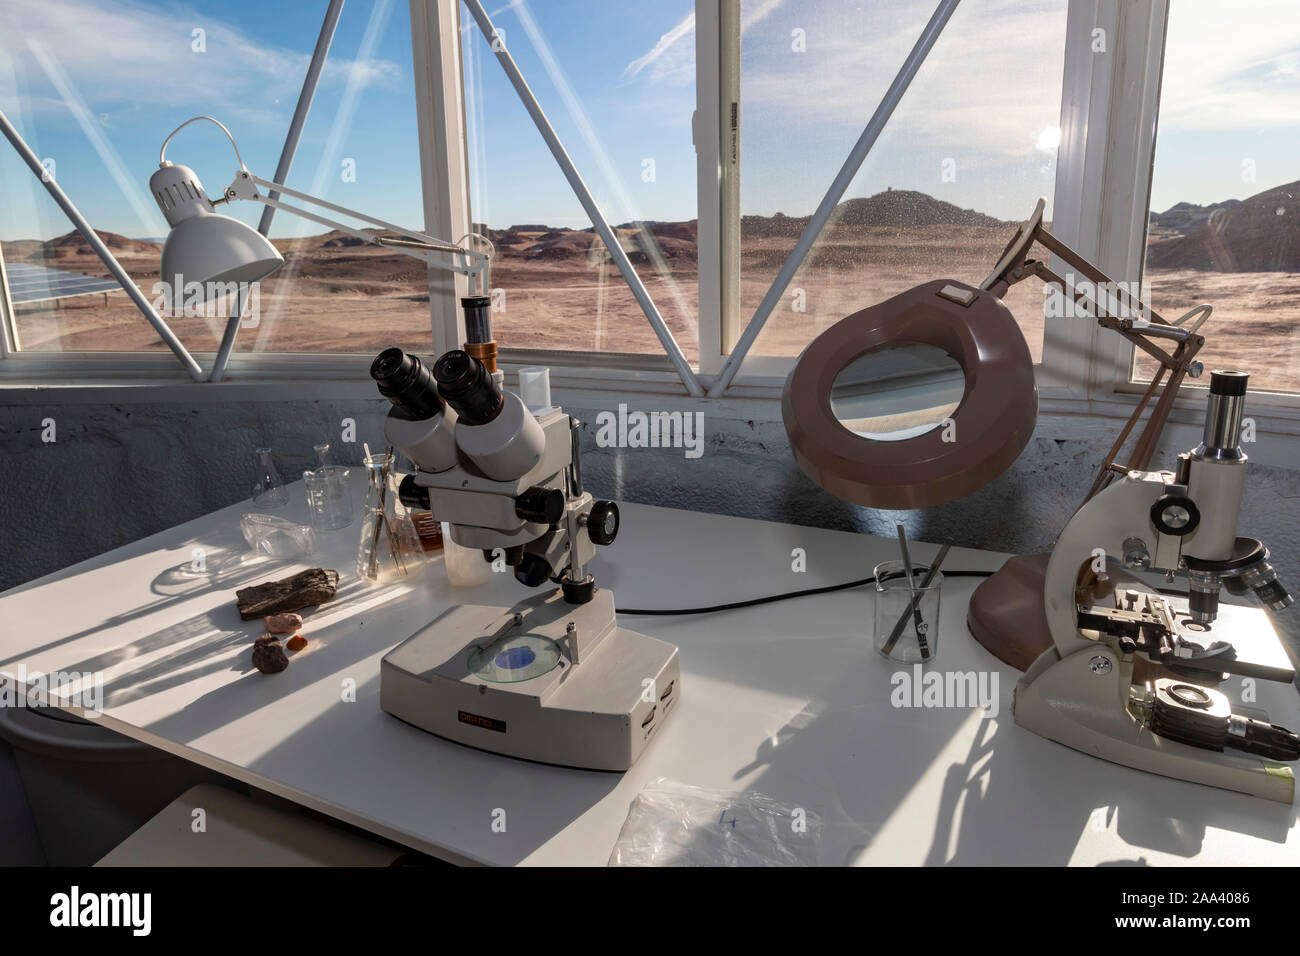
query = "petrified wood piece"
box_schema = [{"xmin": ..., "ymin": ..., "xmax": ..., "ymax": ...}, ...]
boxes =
[{"xmin": 236, "ymin": 569, "xmax": 338, "ymax": 621}]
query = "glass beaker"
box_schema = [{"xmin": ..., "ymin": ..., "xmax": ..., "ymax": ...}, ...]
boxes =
[
  {"xmin": 874, "ymin": 560, "xmax": 943, "ymax": 664},
  {"xmin": 252, "ymin": 447, "xmax": 289, "ymax": 508},
  {"xmin": 356, "ymin": 451, "xmax": 424, "ymax": 583},
  {"xmin": 303, "ymin": 465, "xmax": 354, "ymax": 531},
  {"xmin": 441, "ymin": 521, "xmax": 494, "ymax": 587}
]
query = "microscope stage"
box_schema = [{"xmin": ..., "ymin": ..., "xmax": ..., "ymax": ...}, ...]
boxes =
[
  {"xmin": 380, "ymin": 589, "xmax": 680, "ymax": 771},
  {"xmin": 1082, "ymin": 589, "xmax": 1295, "ymax": 683},
  {"xmin": 1160, "ymin": 599, "xmax": 1295, "ymax": 683}
]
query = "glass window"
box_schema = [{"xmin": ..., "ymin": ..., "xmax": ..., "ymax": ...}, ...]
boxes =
[
  {"xmin": 461, "ymin": 1, "xmax": 699, "ymax": 362},
  {"xmin": 0, "ymin": 0, "xmax": 430, "ymax": 355},
  {"xmin": 1141, "ymin": 0, "xmax": 1300, "ymax": 394},
  {"xmin": 738, "ymin": 0, "xmax": 1067, "ymax": 361}
]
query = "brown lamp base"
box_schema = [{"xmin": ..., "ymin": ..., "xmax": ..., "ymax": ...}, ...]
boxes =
[{"xmin": 966, "ymin": 553, "xmax": 1055, "ymax": 671}]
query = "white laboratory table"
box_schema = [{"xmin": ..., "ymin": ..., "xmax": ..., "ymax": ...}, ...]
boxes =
[{"xmin": 1, "ymin": 472, "xmax": 1298, "ymax": 867}]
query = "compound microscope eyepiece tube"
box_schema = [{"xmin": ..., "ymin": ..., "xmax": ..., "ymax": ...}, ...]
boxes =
[
  {"xmin": 1181, "ymin": 370, "xmax": 1252, "ymax": 623},
  {"xmin": 1182, "ymin": 369, "xmax": 1293, "ymax": 618},
  {"xmin": 1195, "ymin": 369, "xmax": 1249, "ymax": 461}
]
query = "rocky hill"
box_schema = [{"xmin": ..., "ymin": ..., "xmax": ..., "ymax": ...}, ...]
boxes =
[
  {"xmin": 27, "ymin": 230, "xmax": 159, "ymax": 259},
  {"xmin": 1146, "ymin": 180, "xmax": 1299, "ymax": 272},
  {"xmin": 743, "ymin": 189, "xmax": 1008, "ymax": 239},
  {"xmin": 1149, "ymin": 198, "xmax": 1242, "ymax": 233}
]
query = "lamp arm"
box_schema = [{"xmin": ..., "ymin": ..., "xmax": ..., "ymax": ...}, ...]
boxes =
[
  {"xmin": 981, "ymin": 200, "xmax": 1215, "ymax": 501},
  {"xmin": 221, "ymin": 169, "xmax": 492, "ymax": 293}
]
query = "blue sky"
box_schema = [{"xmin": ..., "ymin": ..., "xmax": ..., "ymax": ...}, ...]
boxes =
[{"xmin": 1, "ymin": 0, "xmax": 1297, "ymax": 242}]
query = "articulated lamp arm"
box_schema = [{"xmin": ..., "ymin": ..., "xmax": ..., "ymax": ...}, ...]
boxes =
[
  {"xmin": 218, "ymin": 169, "xmax": 493, "ymax": 295},
  {"xmin": 156, "ymin": 114, "xmax": 493, "ymax": 296},
  {"xmin": 980, "ymin": 198, "xmax": 1213, "ymax": 500}
]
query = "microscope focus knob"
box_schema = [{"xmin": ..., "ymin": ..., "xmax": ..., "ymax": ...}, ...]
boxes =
[
  {"xmin": 586, "ymin": 500, "xmax": 619, "ymax": 546},
  {"xmin": 1150, "ymin": 494, "xmax": 1200, "ymax": 536},
  {"xmin": 514, "ymin": 552, "xmax": 553, "ymax": 588},
  {"xmin": 515, "ymin": 486, "xmax": 565, "ymax": 526},
  {"xmin": 397, "ymin": 474, "xmax": 430, "ymax": 511}
]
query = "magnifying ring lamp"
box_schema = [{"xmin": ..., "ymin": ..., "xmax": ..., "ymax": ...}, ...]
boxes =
[{"xmin": 782, "ymin": 278, "xmax": 1039, "ymax": 510}]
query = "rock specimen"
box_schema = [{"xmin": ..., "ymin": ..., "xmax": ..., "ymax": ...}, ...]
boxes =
[
  {"xmin": 236, "ymin": 569, "xmax": 338, "ymax": 621},
  {"xmin": 264, "ymin": 612, "xmax": 304, "ymax": 634},
  {"xmin": 252, "ymin": 635, "xmax": 289, "ymax": 674},
  {"xmin": 285, "ymin": 634, "xmax": 308, "ymax": 652}
]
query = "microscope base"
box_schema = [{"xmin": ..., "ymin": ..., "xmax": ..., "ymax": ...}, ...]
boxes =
[
  {"xmin": 1015, "ymin": 641, "xmax": 1295, "ymax": 803},
  {"xmin": 380, "ymin": 588, "xmax": 680, "ymax": 771}
]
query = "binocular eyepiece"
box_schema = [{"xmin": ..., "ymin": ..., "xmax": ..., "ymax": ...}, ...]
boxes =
[
  {"xmin": 371, "ymin": 348, "xmax": 444, "ymax": 421},
  {"xmin": 371, "ymin": 346, "xmax": 507, "ymax": 429},
  {"xmin": 433, "ymin": 349, "xmax": 503, "ymax": 426}
]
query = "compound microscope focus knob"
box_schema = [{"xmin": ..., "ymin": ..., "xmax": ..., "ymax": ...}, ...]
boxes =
[{"xmin": 586, "ymin": 500, "xmax": 620, "ymax": 546}]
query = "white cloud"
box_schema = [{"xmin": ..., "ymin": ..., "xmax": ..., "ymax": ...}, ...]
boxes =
[
  {"xmin": 621, "ymin": 0, "xmax": 788, "ymax": 85},
  {"xmin": 1158, "ymin": 0, "xmax": 1300, "ymax": 131},
  {"xmin": 741, "ymin": 0, "xmax": 786, "ymax": 33},
  {"xmin": 623, "ymin": 11, "xmax": 695, "ymax": 79},
  {"xmin": 739, "ymin": 0, "xmax": 1068, "ymax": 159},
  {"xmin": 737, "ymin": 0, "xmax": 1300, "ymax": 162},
  {"xmin": 0, "ymin": 0, "xmax": 400, "ymax": 124}
]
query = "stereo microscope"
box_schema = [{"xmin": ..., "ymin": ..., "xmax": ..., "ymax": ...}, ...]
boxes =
[
  {"xmin": 1018, "ymin": 370, "xmax": 1299, "ymax": 801},
  {"xmin": 367, "ymin": 300, "xmax": 680, "ymax": 771}
]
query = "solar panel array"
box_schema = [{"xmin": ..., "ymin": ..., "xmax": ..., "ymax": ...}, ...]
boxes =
[{"xmin": 3, "ymin": 261, "xmax": 123, "ymax": 305}]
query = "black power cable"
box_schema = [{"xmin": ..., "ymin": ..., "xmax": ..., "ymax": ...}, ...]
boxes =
[
  {"xmin": 616, "ymin": 569, "xmax": 998, "ymax": 617},
  {"xmin": 617, "ymin": 572, "xmax": 1194, "ymax": 617}
]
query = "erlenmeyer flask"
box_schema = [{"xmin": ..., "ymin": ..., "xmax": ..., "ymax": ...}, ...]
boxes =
[{"xmin": 252, "ymin": 447, "xmax": 289, "ymax": 508}]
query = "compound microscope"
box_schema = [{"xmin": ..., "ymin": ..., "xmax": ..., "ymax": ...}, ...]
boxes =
[
  {"xmin": 1019, "ymin": 370, "xmax": 1300, "ymax": 801},
  {"xmin": 367, "ymin": 298, "xmax": 680, "ymax": 771}
]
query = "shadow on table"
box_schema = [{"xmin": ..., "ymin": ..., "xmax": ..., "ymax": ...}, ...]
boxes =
[
  {"xmin": 81, "ymin": 577, "xmax": 405, "ymax": 710},
  {"xmin": 611, "ymin": 592, "xmax": 1296, "ymax": 866},
  {"xmin": 82, "ymin": 574, "xmax": 617, "ymax": 865},
  {"xmin": 704, "ymin": 653, "xmax": 1295, "ymax": 866},
  {"xmin": 0, "ymin": 542, "xmax": 279, "ymax": 672}
]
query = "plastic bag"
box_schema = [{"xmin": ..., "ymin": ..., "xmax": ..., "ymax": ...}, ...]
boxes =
[{"xmin": 608, "ymin": 779, "xmax": 822, "ymax": 867}]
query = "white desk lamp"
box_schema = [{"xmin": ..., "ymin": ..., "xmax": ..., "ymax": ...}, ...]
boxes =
[{"xmin": 148, "ymin": 116, "xmax": 491, "ymax": 307}]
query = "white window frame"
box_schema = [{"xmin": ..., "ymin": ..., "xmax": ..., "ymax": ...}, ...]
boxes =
[
  {"xmin": 1039, "ymin": 0, "xmax": 1300, "ymax": 453},
  {"xmin": 0, "ymin": 0, "xmax": 447, "ymax": 386}
]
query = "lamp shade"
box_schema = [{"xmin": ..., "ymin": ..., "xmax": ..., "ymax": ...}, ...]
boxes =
[{"xmin": 150, "ymin": 161, "xmax": 283, "ymax": 305}]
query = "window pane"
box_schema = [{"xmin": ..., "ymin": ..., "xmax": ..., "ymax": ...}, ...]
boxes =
[
  {"xmin": 0, "ymin": 0, "xmax": 430, "ymax": 355},
  {"xmin": 1141, "ymin": 0, "xmax": 1300, "ymax": 394},
  {"xmin": 739, "ymin": 0, "xmax": 1066, "ymax": 360},
  {"xmin": 462, "ymin": 1, "xmax": 699, "ymax": 362}
]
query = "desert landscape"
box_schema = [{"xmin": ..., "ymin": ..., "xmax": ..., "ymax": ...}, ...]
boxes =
[{"xmin": 4, "ymin": 181, "xmax": 1297, "ymax": 392}]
